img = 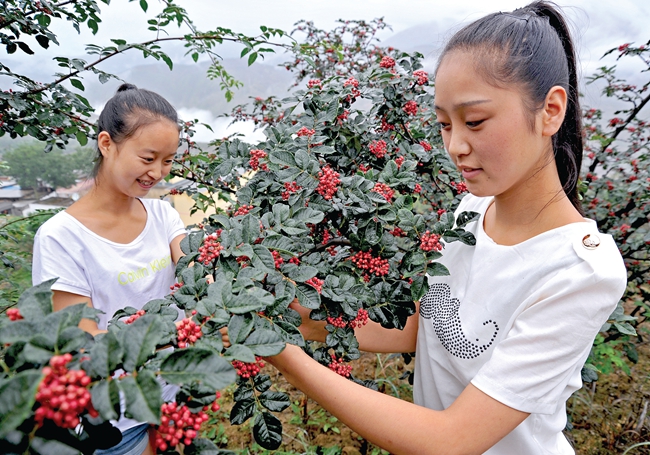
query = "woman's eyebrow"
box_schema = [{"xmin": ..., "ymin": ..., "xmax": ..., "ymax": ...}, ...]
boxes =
[{"xmin": 434, "ymin": 99, "xmax": 492, "ymax": 111}]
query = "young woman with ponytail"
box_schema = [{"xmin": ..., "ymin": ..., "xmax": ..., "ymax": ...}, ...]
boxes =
[{"xmin": 267, "ymin": 2, "xmax": 627, "ymax": 453}]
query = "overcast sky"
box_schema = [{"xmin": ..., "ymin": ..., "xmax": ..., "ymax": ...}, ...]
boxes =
[{"xmin": 2, "ymin": 0, "xmax": 649, "ymax": 142}]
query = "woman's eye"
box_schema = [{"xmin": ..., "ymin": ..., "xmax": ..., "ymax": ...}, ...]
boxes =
[
  {"xmin": 142, "ymin": 157, "xmax": 154, "ymax": 163},
  {"xmin": 436, "ymin": 121, "xmax": 451, "ymax": 131},
  {"xmin": 466, "ymin": 120, "xmax": 484, "ymax": 128}
]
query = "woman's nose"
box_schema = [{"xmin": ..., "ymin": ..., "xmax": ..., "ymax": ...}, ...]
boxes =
[{"xmin": 445, "ymin": 129, "xmax": 471, "ymax": 160}]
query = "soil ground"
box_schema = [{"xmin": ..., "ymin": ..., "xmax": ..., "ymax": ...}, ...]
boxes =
[{"xmin": 204, "ymin": 342, "xmax": 650, "ymax": 455}]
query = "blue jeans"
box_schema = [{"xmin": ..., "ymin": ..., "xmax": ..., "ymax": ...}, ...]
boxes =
[{"xmin": 94, "ymin": 423, "xmax": 149, "ymax": 455}]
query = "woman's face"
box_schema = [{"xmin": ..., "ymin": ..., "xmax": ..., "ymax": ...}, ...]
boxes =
[
  {"xmin": 99, "ymin": 119, "xmax": 179, "ymax": 198},
  {"xmin": 434, "ymin": 51, "xmax": 554, "ymax": 201}
]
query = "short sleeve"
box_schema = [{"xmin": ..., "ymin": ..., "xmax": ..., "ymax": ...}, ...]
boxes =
[
  {"xmin": 161, "ymin": 200, "xmax": 186, "ymax": 243},
  {"xmin": 471, "ymin": 246, "xmax": 626, "ymax": 414},
  {"xmin": 32, "ymin": 226, "xmax": 91, "ymax": 297}
]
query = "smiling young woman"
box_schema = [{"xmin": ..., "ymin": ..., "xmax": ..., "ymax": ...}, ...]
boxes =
[
  {"xmin": 266, "ymin": 2, "xmax": 628, "ymax": 454},
  {"xmin": 32, "ymin": 84, "xmax": 186, "ymax": 455}
]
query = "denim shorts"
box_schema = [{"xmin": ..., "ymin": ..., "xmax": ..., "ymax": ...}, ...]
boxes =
[{"xmin": 94, "ymin": 423, "xmax": 149, "ymax": 455}]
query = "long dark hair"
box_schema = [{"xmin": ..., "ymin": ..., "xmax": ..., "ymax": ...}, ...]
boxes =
[
  {"xmin": 436, "ymin": 1, "xmax": 583, "ymax": 211},
  {"xmin": 93, "ymin": 83, "xmax": 179, "ymax": 178}
]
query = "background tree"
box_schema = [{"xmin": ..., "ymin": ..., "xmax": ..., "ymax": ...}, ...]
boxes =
[{"xmin": 2, "ymin": 142, "xmax": 91, "ymax": 191}]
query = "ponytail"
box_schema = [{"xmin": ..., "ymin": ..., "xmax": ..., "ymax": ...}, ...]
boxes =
[{"xmin": 437, "ymin": 1, "xmax": 583, "ymax": 212}]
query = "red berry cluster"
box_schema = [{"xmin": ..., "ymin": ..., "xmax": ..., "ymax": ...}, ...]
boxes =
[
  {"xmin": 326, "ymin": 315, "xmax": 347, "ymax": 328},
  {"xmin": 169, "ymin": 188, "xmax": 181, "ymax": 196},
  {"xmin": 322, "ymin": 229, "xmax": 331, "ymax": 245},
  {"xmin": 349, "ymin": 308, "xmax": 369, "ymax": 329},
  {"xmin": 305, "ymin": 276, "xmax": 324, "ymax": 293},
  {"xmin": 169, "ymin": 282, "xmax": 183, "ymax": 295},
  {"xmin": 328, "ymin": 355, "xmax": 353, "ymax": 377},
  {"xmin": 233, "ymin": 205, "xmax": 254, "ymax": 217},
  {"xmin": 358, "ymin": 163, "xmax": 370, "ymax": 173},
  {"xmin": 232, "ymin": 357, "xmax": 265, "ymax": 379},
  {"xmin": 296, "ymin": 127, "xmax": 315, "ymax": 137},
  {"xmin": 437, "ymin": 209, "xmax": 446, "ymax": 216},
  {"xmin": 337, "ymin": 110, "xmax": 349, "ymax": 124},
  {"xmin": 413, "ymin": 69, "xmax": 429, "ymax": 85},
  {"xmin": 7, "ymin": 308, "xmax": 23, "ymax": 321},
  {"xmin": 380, "ymin": 117, "xmax": 395, "ymax": 132},
  {"xmin": 379, "ymin": 56, "xmax": 396, "ymax": 69},
  {"xmin": 350, "ymin": 251, "xmax": 389, "ymax": 276},
  {"xmin": 390, "ymin": 226, "xmax": 406, "ymax": 237},
  {"xmin": 307, "ymin": 79, "xmax": 322, "ymax": 88},
  {"xmin": 282, "ymin": 181, "xmax": 302, "ymax": 200},
  {"xmin": 369, "ymin": 140, "xmax": 388, "ymax": 159},
  {"xmin": 450, "ymin": 181, "xmax": 468, "ymax": 193},
  {"xmin": 403, "ymin": 100, "xmax": 418, "ymax": 116},
  {"xmin": 316, "ymin": 165, "xmax": 341, "ymax": 200},
  {"xmin": 420, "ymin": 231, "xmax": 443, "ymax": 252},
  {"xmin": 249, "ymin": 149, "xmax": 268, "ymax": 171},
  {"xmin": 34, "ymin": 354, "xmax": 97, "ymax": 429},
  {"xmin": 288, "ymin": 257, "xmax": 300, "ymax": 265},
  {"xmin": 343, "ymin": 77, "xmax": 361, "ymax": 99},
  {"xmin": 124, "ymin": 309, "xmax": 146, "ymax": 324},
  {"xmin": 197, "ymin": 233, "xmax": 224, "ymax": 265},
  {"xmin": 272, "ymin": 250, "xmax": 284, "ymax": 269},
  {"xmin": 419, "ymin": 140, "xmax": 432, "ymax": 152},
  {"xmin": 414, "ymin": 183, "xmax": 422, "ymax": 194},
  {"xmin": 154, "ymin": 394, "xmax": 219, "ymax": 452},
  {"xmin": 372, "ymin": 182, "xmax": 394, "ymax": 202},
  {"xmin": 395, "ymin": 156, "xmax": 405, "ymax": 168},
  {"xmin": 176, "ymin": 317, "xmax": 203, "ymax": 349}
]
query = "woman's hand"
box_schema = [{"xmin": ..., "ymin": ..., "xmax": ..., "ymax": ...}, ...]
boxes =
[{"xmin": 289, "ymin": 299, "xmax": 327, "ymax": 342}]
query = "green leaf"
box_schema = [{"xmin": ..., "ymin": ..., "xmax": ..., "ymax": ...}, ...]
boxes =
[
  {"xmin": 248, "ymin": 52, "xmax": 258, "ymax": 66},
  {"xmin": 614, "ymin": 322, "xmax": 637, "ymax": 336},
  {"xmin": 410, "ymin": 275, "xmax": 428, "ymax": 302},
  {"xmin": 70, "ymin": 79, "xmax": 85, "ymax": 91},
  {"xmin": 228, "ymin": 314, "xmax": 254, "ymax": 345},
  {"xmin": 258, "ymin": 391, "xmax": 290, "ymax": 412},
  {"xmin": 290, "ymin": 265, "xmax": 318, "ymax": 282},
  {"xmin": 0, "ymin": 371, "xmax": 42, "ymax": 438},
  {"xmin": 230, "ymin": 397, "xmax": 255, "ymax": 425},
  {"xmin": 88, "ymin": 19, "xmax": 99, "ymax": 34},
  {"xmin": 139, "ymin": 0, "xmax": 148, "ymax": 12},
  {"xmin": 120, "ymin": 369, "xmax": 162, "ymax": 424},
  {"xmin": 121, "ymin": 315, "xmax": 167, "ymax": 372},
  {"xmin": 76, "ymin": 130, "xmax": 88, "ymax": 146},
  {"xmin": 253, "ymin": 411, "xmax": 283, "ymax": 450},
  {"xmin": 17, "ymin": 279, "xmax": 55, "ymax": 319},
  {"xmin": 243, "ymin": 328, "xmax": 285, "ymax": 356},
  {"xmin": 90, "ymin": 379, "xmax": 121, "ymax": 421},
  {"xmin": 427, "ymin": 262, "xmax": 450, "ymax": 277},
  {"xmin": 88, "ymin": 332, "xmax": 123, "ymax": 378},
  {"xmin": 226, "ymin": 287, "xmax": 274, "ymax": 314},
  {"xmin": 223, "ymin": 344, "xmax": 256, "ymax": 363},
  {"xmin": 295, "ymin": 283, "xmax": 320, "ymax": 309},
  {"xmin": 159, "ymin": 348, "xmax": 236, "ymax": 390},
  {"xmin": 251, "ymin": 245, "xmax": 275, "ymax": 271},
  {"xmin": 456, "ymin": 211, "xmax": 479, "ymax": 228}
]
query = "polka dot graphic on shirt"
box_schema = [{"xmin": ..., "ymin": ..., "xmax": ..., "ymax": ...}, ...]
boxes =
[{"xmin": 420, "ymin": 283, "xmax": 499, "ymax": 359}]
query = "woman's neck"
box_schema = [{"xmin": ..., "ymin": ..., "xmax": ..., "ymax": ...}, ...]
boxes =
[{"xmin": 483, "ymin": 171, "xmax": 584, "ymax": 246}]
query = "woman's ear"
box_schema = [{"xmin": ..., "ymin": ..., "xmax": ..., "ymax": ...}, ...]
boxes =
[
  {"xmin": 541, "ymin": 86, "xmax": 567, "ymax": 137},
  {"xmin": 96, "ymin": 131, "xmax": 113, "ymax": 157}
]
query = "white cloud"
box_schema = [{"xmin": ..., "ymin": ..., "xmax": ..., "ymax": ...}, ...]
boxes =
[{"xmin": 175, "ymin": 108, "xmax": 266, "ymax": 144}]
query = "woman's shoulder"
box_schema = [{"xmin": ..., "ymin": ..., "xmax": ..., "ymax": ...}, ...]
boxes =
[
  {"xmin": 35, "ymin": 210, "xmax": 79, "ymax": 239},
  {"xmin": 566, "ymin": 221, "xmax": 627, "ymax": 286},
  {"xmin": 141, "ymin": 198, "xmax": 179, "ymax": 219}
]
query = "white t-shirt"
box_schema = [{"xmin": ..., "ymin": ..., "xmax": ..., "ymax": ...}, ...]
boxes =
[
  {"xmin": 32, "ymin": 198, "xmax": 186, "ymax": 433},
  {"xmin": 414, "ymin": 194, "xmax": 627, "ymax": 454},
  {"xmin": 32, "ymin": 198, "xmax": 186, "ymax": 329}
]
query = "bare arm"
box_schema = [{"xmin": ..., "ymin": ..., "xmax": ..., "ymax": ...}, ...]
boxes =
[
  {"xmin": 292, "ymin": 300, "xmax": 419, "ymax": 353},
  {"xmin": 52, "ymin": 290, "xmax": 106, "ymax": 337},
  {"xmin": 170, "ymin": 233, "xmax": 186, "ymax": 265},
  {"xmin": 268, "ymin": 344, "xmax": 528, "ymax": 455}
]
